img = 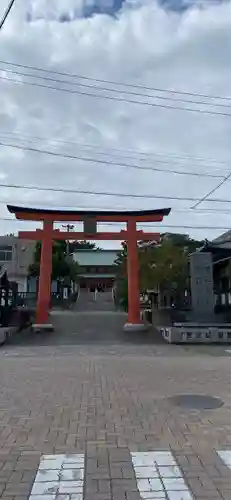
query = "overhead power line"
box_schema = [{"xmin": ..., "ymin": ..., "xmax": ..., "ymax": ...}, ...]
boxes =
[
  {"xmin": 1, "ymin": 129, "xmax": 230, "ymax": 173},
  {"xmin": 0, "ymin": 140, "xmax": 225, "ymax": 179},
  {"xmin": 192, "ymin": 171, "xmax": 231, "ymax": 209},
  {"xmin": 1, "ymin": 75, "xmax": 231, "ymax": 118},
  {"xmin": 0, "ymin": 217, "xmax": 231, "ymax": 231},
  {"xmin": 0, "ymin": 59, "xmax": 230, "ymax": 102},
  {"xmin": 0, "ymin": 181, "xmax": 196, "ymax": 199},
  {"xmin": 0, "ymin": 0, "xmax": 16, "ymax": 31},
  {"xmin": 1, "ymin": 66, "xmax": 231, "ymax": 110},
  {"xmin": 0, "ymin": 128, "xmax": 230, "ymax": 167},
  {"xmin": 99, "ymin": 223, "xmax": 231, "ymax": 230},
  {"xmin": 2, "ymin": 181, "xmax": 231, "ymax": 204}
]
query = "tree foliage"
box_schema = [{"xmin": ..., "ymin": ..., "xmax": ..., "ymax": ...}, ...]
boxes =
[
  {"xmin": 114, "ymin": 242, "xmax": 128, "ymax": 310},
  {"xmin": 161, "ymin": 233, "xmax": 202, "ymax": 252},
  {"xmin": 115, "ymin": 234, "xmax": 203, "ymax": 308},
  {"xmin": 139, "ymin": 241, "xmax": 189, "ymax": 299},
  {"xmin": 29, "ymin": 240, "xmax": 79, "ymax": 281}
]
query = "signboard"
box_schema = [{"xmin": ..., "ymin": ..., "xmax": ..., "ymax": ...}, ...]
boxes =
[{"xmin": 83, "ymin": 217, "xmax": 97, "ymax": 234}]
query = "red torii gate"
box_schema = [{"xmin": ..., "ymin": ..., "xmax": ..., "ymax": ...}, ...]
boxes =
[{"xmin": 7, "ymin": 205, "xmax": 170, "ymax": 330}]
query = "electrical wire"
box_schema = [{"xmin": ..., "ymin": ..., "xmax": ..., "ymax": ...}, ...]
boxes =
[
  {"xmin": 0, "ymin": 59, "xmax": 230, "ymax": 102},
  {"xmin": 2, "ymin": 181, "xmax": 231, "ymax": 204},
  {"xmin": 0, "ymin": 129, "xmax": 230, "ymax": 173},
  {"xmin": 2, "ymin": 215, "xmax": 231, "ymax": 232},
  {"xmin": 192, "ymin": 171, "xmax": 231, "ymax": 209},
  {"xmin": 0, "ymin": 140, "xmax": 225, "ymax": 179},
  {"xmin": 1, "ymin": 66, "xmax": 231, "ymax": 110},
  {"xmin": 0, "ymin": 0, "xmax": 16, "ymax": 30},
  {"xmin": 1, "ymin": 216, "xmax": 231, "ymax": 232},
  {"xmin": 1, "ymin": 74, "xmax": 231, "ymax": 118}
]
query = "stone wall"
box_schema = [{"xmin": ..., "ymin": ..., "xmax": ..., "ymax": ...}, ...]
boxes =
[{"xmin": 160, "ymin": 324, "xmax": 231, "ymax": 343}]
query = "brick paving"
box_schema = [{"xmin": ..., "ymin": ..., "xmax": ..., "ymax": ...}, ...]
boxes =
[{"xmin": 1, "ymin": 312, "xmax": 231, "ymax": 498}]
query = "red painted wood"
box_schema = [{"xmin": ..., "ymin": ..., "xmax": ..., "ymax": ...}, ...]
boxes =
[
  {"xmin": 18, "ymin": 230, "xmax": 160, "ymax": 241},
  {"xmin": 36, "ymin": 221, "xmax": 53, "ymax": 324},
  {"xmin": 127, "ymin": 219, "xmax": 141, "ymax": 324},
  {"xmin": 14, "ymin": 211, "xmax": 164, "ymax": 223}
]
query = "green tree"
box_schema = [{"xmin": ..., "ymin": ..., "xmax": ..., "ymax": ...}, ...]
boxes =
[
  {"xmin": 161, "ymin": 233, "xmax": 202, "ymax": 252},
  {"xmin": 115, "ymin": 236, "xmax": 192, "ymax": 309},
  {"xmin": 139, "ymin": 241, "xmax": 189, "ymax": 304},
  {"xmin": 29, "ymin": 240, "xmax": 79, "ymax": 282},
  {"xmin": 114, "ymin": 243, "xmax": 128, "ymax": 310}
]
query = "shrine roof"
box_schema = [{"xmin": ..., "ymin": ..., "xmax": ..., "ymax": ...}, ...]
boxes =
[
  {"xmin": 7, "ymin": 205, "xmax": 171, "ymax": 217},
  {"xmin": 199, "ymin": 242, "xmax": 231, "ymax": 260}
]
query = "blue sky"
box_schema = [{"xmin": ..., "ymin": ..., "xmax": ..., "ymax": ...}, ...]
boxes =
[{"xmin": 26, "ymin": 0, "xmax": 224, "ymax": 21}]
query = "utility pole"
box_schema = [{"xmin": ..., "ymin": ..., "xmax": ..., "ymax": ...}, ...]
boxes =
[
  {"xmin": 0, "ymin": 0, "xmax": 16, "ymax": 31},
  {"xmin": 61, "ymin": 224, "xmax": 75, "ymax": 295},
  {"xmin": 62, "ymin": 224, "xmax": 74, "ymax": 257}
]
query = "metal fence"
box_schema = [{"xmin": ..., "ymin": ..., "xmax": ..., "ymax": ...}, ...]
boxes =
[
  {"xmin": 13, "ymin": 291, "xmax": 78, "ymax": 309},
  {"xmin": 15, "ymin": 292, "xmax": 37, "ymax": 308}
]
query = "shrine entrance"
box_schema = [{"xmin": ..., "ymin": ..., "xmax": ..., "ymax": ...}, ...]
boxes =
[{"xmin": 7, "ymin": 205, "xmax": 170, "ymax": 332}]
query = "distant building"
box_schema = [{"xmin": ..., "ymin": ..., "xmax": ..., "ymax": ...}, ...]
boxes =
[
  {"xmin": 198, "ymin": 232, "xmax": 231, "ymax": 310},
  {"xmin": 0, "ymin": 236, "xmax": 35, "ymax": 292},
  {"xmin": 212, "ymin": 230, "xmax": 231, "ymax": 248},
  {"xmin": 73, "ymin": 249, "xmax": 118, "ymax": 289}
]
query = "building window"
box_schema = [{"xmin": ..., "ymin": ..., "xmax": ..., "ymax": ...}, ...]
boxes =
[{"xmin": 0, "ymin": 245, "xmax": 13, "ymax": 261}]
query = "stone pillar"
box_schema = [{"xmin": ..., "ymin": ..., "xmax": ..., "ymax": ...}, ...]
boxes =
[{"xmin": 190, "ymin": 252, "xmax": 214, "ymax": 319}]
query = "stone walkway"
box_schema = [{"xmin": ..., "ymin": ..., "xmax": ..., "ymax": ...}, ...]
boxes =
[
  {"xmin": 1, "ymin": 324, "xmax": 231, "ymax": 498},
  {"xmin": 9, "ymin": 311, "xmax": 165, "ymax": 346}
]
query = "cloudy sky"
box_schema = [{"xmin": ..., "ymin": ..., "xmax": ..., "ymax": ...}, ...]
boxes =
[{"xmin": 0, "ymin": 0, "xmax": 230, "ymax": 247}]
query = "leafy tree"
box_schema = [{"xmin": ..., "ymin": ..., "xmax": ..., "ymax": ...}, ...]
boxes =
[
  {"xmin": 115, "ymin": 242, "xmax": 127, "ymax": 275},
  {"xmin": 139, "ymin": 241, "xmax": 189, "ymax": 305},
  {"xmin": 114, "ymin": 243, "xmax": 128, "ymax": 310},
  {"xmin": 115, "ymin": 235, "xmax": 196, "ymax": 309},
  {"xmin": 29, "ymin": 240, "xmax": 79, "ymax": 281},
  {"xmin": 161, "ymin": 233, "xmax": 202, "ymax": 252}
]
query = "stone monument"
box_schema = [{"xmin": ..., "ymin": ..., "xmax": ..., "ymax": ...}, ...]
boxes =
[{"xmin": 190, "ymin": 251, "xmax": 214, "ymax": 320}]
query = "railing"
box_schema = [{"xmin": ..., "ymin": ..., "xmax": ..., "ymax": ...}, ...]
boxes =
[
  {"xmin": 0, "ymin": 288, "xmax": 35, "ymax": 329},
  {"xmin": 12, "ymin": 291, "xmax": 78, "ymax": 309},
  {"xmin": 51, "ymin": 292, "xmax": 78, "ymax": 309},
  {"xmin": 15, "ymin": 292, "xmax": 37, "ymax": 307}
]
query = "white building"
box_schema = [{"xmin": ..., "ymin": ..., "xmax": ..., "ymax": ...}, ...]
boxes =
[{"xmin": 0, "ymin": 236, "xmax": 35, "ymax": 292}]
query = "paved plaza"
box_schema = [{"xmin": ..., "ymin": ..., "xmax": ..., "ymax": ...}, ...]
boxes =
[{"xmin": 1, "ymin": 311, "xmax": 231, "ymax": 499}]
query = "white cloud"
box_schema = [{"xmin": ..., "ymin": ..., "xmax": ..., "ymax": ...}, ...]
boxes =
[{"xmin": 0, "ymin": 0, "xmax": 230, "ymax": 246}]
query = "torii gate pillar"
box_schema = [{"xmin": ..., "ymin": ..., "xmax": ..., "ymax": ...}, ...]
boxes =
[
  {"xmin": 126, "ymin": 218, "xmax": 141, "ymax": 327},
  {"xmin": 36, "ymin": 221, "xmax": 53, "ymax": 326}
]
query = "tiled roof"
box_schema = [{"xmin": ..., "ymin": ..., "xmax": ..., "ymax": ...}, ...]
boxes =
[
  {"xmin": 212, "ymin": 230, "xmax": 231, "ymax": 248},
  {"xmin": 73, "ymin": 250, "xmax": 118, "ymax": 266}
]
